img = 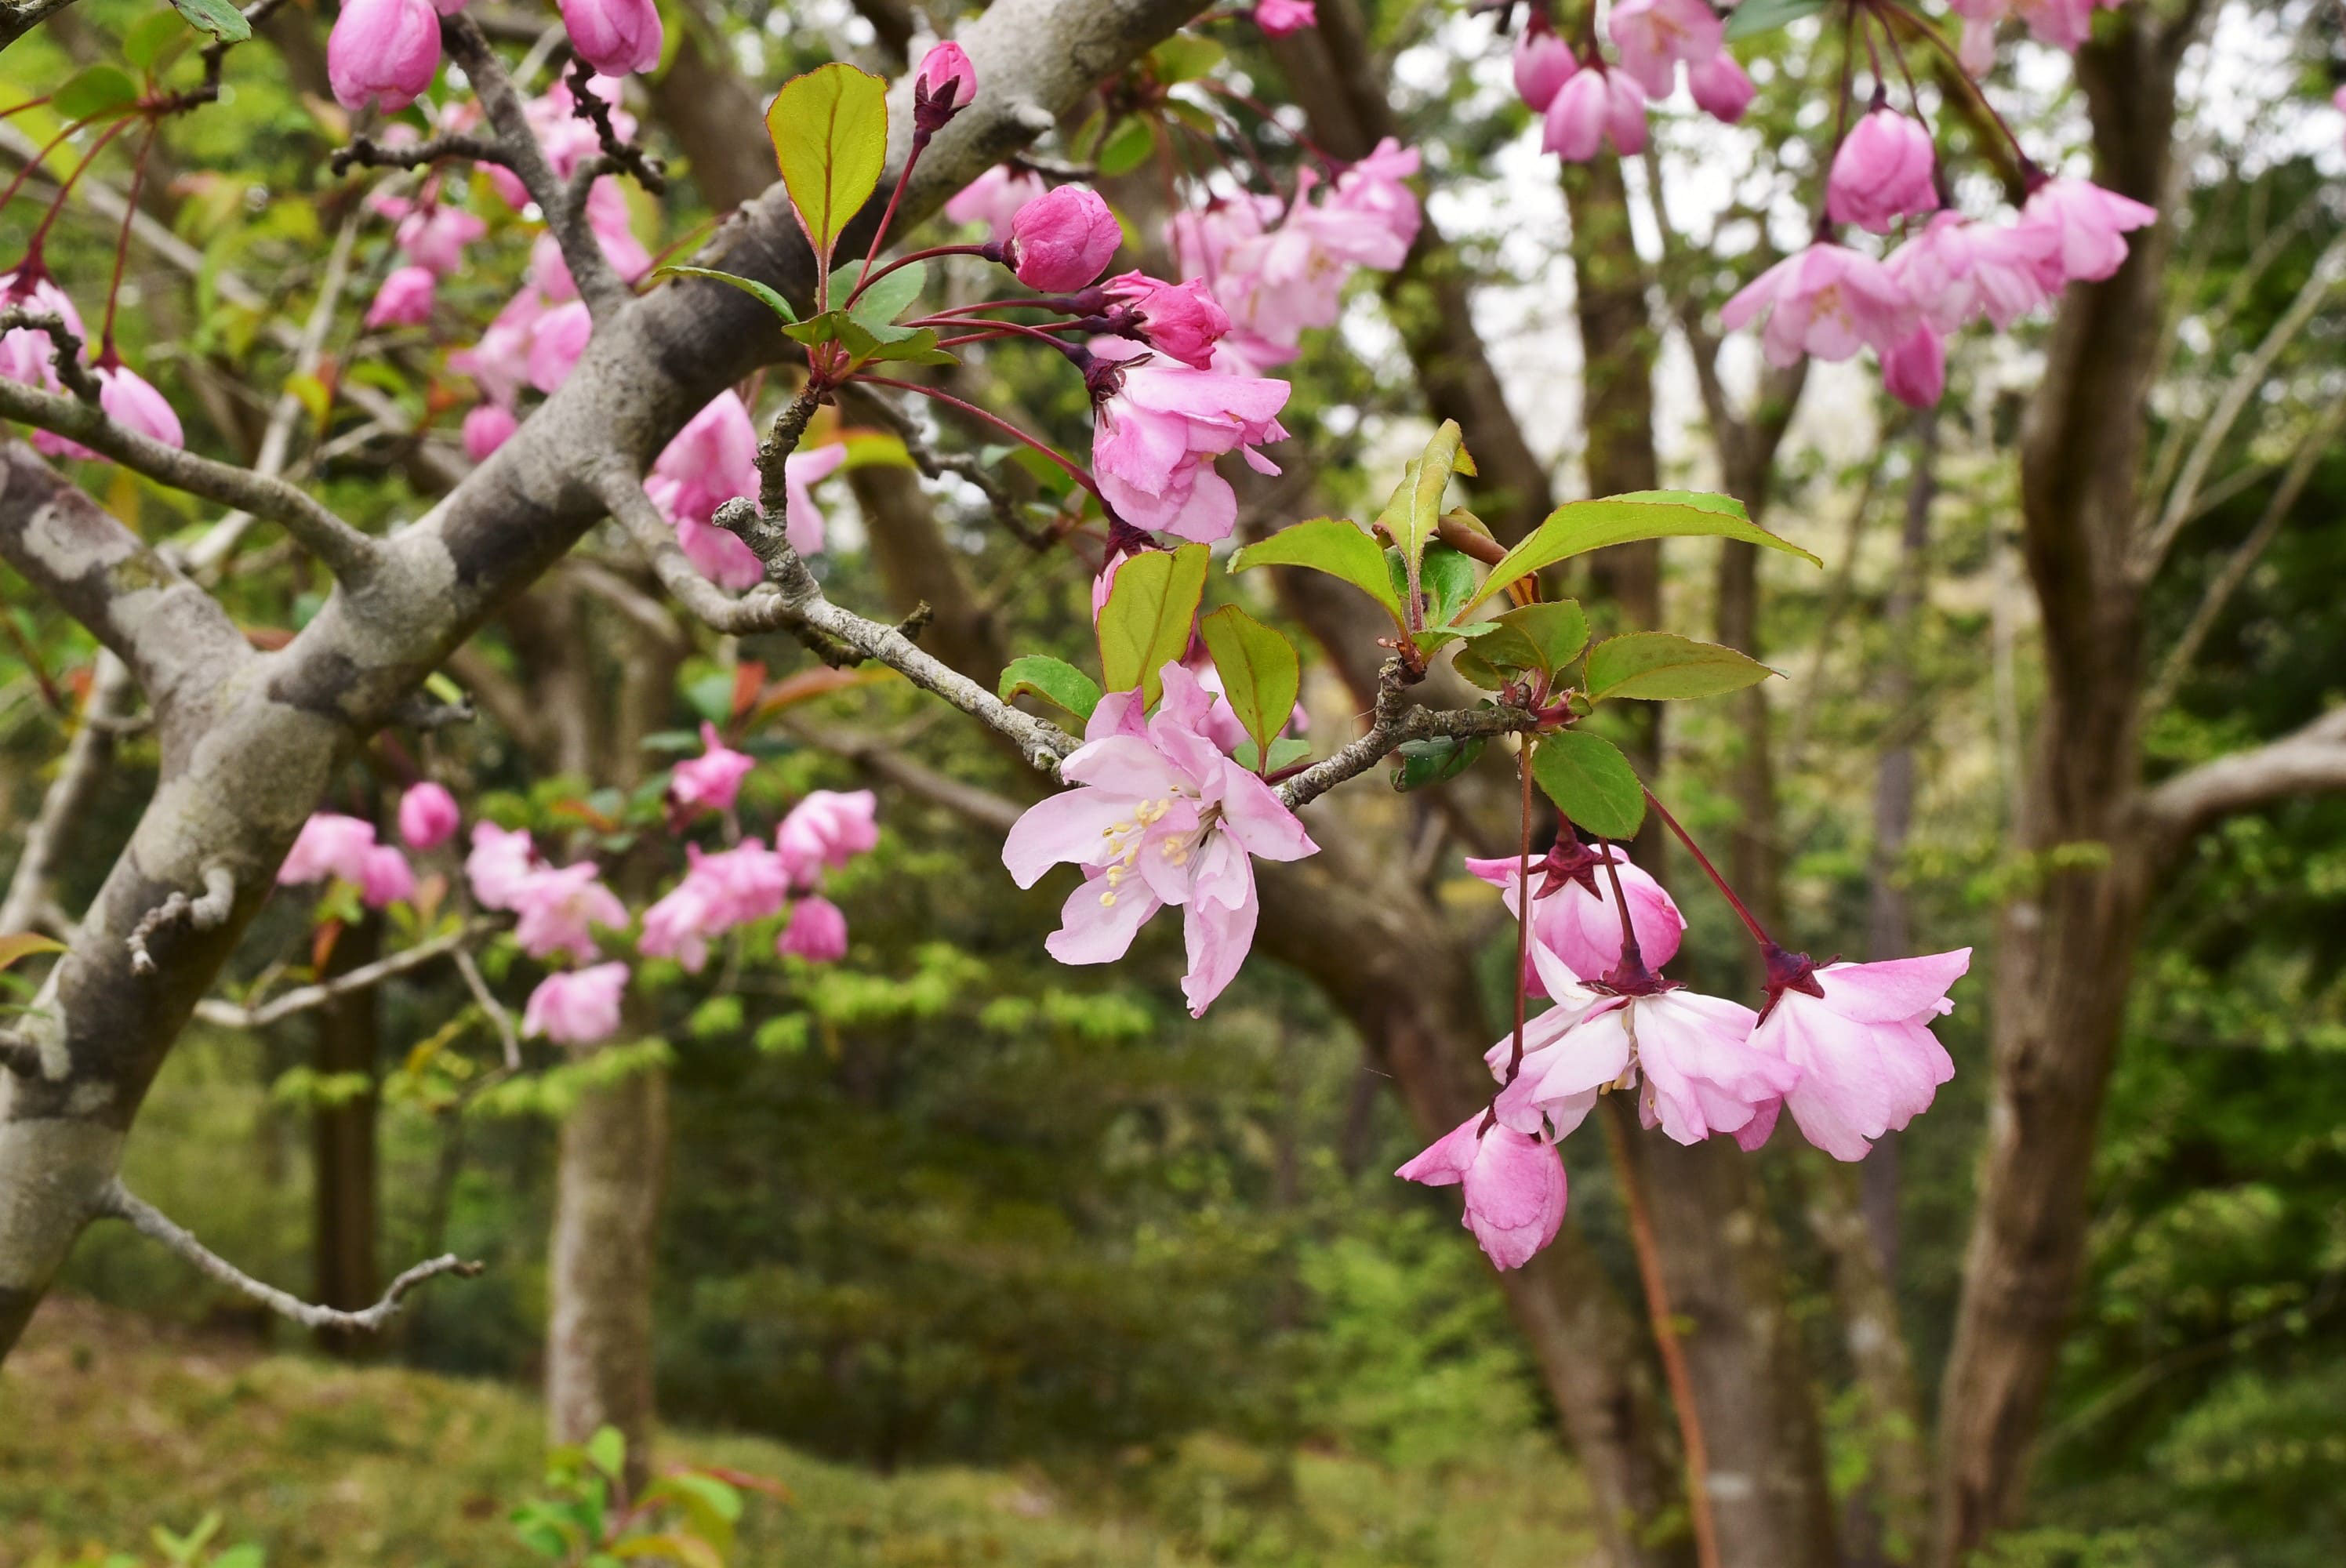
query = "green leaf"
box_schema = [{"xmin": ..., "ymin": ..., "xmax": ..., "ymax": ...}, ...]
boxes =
[
  {"xmin": 54, "ymin": 66, "xmax": 140, "ymax": 122},
  {"xmin": 1492, "ymin": 601, "xmax": 1589, "ymax": 671},
  {"xmin": 1373, "ymin": 421, "xmax": 1473, "ymax": 613},
  {"xmin": 1096, "ymin": 543, "xmax": 1209, "ymax": 706},
  {"xmin": 1097, "ymin": 115, "xmax": 1159, "ymax": 177},
  {"xmin": 858, "ymin": 326, "xmax": 955, "ymax": 364},
  {"xmin": 766, "ymin": 63, "xmax": 890, "ymax": 267},
  {"xmin": 586, "ymin": 1425, "xmax": 627, "ymax": 1481},
  {"xmin": 124, "ymin": 11, "xmax": 192, "ymax": 71},
  {"xmin": 843, "ymin": 259, "xmax": 926, "ymax": 330},
  {"xmin": 1609, "ymin": 488, "xmax": 1752, "ymax": 519},
  {"xmin": 1724, "ymin": 0, "xmax": 1830, "ymax": 40},
  {"xmin": 1234, "ymin": 735, "xmax": 1312, "ymax": 773},
  {"xmin": 0, "ymin": 932, "xmax": 65, "ymax": 971},
  {"xmin": 1466, "ymin": 493, "xmax": 1819, "ymax": 613},
  {"xmin": 1227, "ymin": 517, "xmax": 1407, "ymax": 625},
  {"xmin": 653, "ymin": 265, "xmax": 799, "ymax": 324},
  {"xmin": 1198, "ymin": 604, "xmax": 1300, "ymax": 761},
  {"xmin": 1531, "ymin": 732, "xmax": 1646, "ymax": 840},
  {"xmin": 1391, "ymin": 735, "xmax": 1485, "ymax": 792},
  {"xmin": 1421, "ymin": 543, "xmax": 1479, "ymax": 627},
  {"xmin": 1149, "ymin": 34, "xmax": 1226, "ymax": 82},
  {"xmin": 997, "ymin": 655, "xmax": 1102, "ymax": 723},
  {"xmin": 1584, "ymin": 632, "xmax": 1780, "ymax": 702},
  {"xmin": 165, "ymin": 0, "xmax": 250, "ymax": 43},
  {"xmin": 1457, "ymin": 622, "xmax": 1547, "ymax": 678}
]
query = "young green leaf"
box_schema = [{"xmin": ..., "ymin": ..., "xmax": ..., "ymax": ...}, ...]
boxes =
[
  {"xmin": 1372, "ymin": 421, "xmax": 1475, "ymax": 609},
  {"xmin": 1392, "ymin": 735, "xmax": 1486, "ymax": 792},
  {"xmin": 997, "ymin": 655, "xmax": 1102, "ymax": 723},
  {"xmin": 1421, "ymin": 543, "xmax": 1480, "ymax": 627},
  {"xmin": 1199, "ymin": 604, "xmax": 1301, "ymax": 760},
  {"xmin": 1149, "ymin": 34, "xmax": 1226, "ymax": 82},
  {"xmin": 1097, "ymin": 115, "xmax": 1159, "ymax": 176},
  {"xmin": 766, "ymin": 63, "xmax": 891, "ymax": 267},
  {"xmin": 1097, "ymin": 543, "xmax": 1210, "ymax": 706},
  {"xmin": 54, "ymin": 66, "xmax": 140, "ymax": 122},
  {"xmin": 1492, "ymin": 601, "xmax": 1590, "ymax": 671},
  {"xmin": 124, "ymin": 10, "xmax": 191, "ymax": 69},
  {"xmin": 166, "ymin": 0, "xmax": 250, "ymax": 42},
  {"xmin": 1584, "ymin": 632, "xmax": 1780, "ymax": 702},
  {"xmin": 1724, "ymin": 0, "xmax": 1831, "ymax": 40},
  {"xmin": 1466, "ymin": 493, "xmax": 1819, "ymax": 612},
  {"xmin": 654, "ymin": 265, "xmax": 800, "ymax": 324},
  {"xmin": 843, "ymin": 259, "xmax": 927, "ymax": 330},
  {"xmin": 586, "ymin": 1424, "xmax": 629, "ymax": 1480},
  {"xmin": 1531, "ymin": 731, "xmax": 1646, "ymax": 839},
  {"xmin": 0, "ymin": 931, "xmax": 65, "ymax": 971},
  {"xmin": 1234, "ymin": 735, "xmax": 1313, "ymax": 773},
  {"xmin": 1458, "ymin": 621, "xmax": 1549, "ymax": 678},
  {"xmin": 1227, "ymin": 517, "xmax": 1407, "ymax": 625}
]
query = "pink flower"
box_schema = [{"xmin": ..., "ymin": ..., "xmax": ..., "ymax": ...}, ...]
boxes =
[
  {"xmin": 358, "ymin": 844, "xmax": 416, "ymax": 909},
  {"xmin": 365, "ymin": 265, "xmax": 438, "ymax": 329},
  {"xmin": 1881, "ymin": 325, "xmax": 1946, "ymax": 408},
  {"xmin": 1688, "ymin": 51, "xmax": 1755, "ymax": 123},
  {"xmin": 639, "ymin": 840, "xmax": 793, "ymax": 971},
  {"xmin": 465, "ymin": 822, "xmax": 542, "ymax": 909},
  {"xmin": 1462, "ymin": 840, "xmax": 1686, "ymax": 989},
  {"xmin": 463, "ymin": 402, "xmax": 518, "ymax": 460},
  {"xmin": 1607, "ymin": 0, "xmax": 1723, "ymax": 100},
  {"xmin": 526, "ymin": 300, "xmax": 592, "ymax": 394},
  {"xmin": 1721, "ymin": 241, "xmax": 1918, "ymax": 368},
  {"xmin": 645, "ymin": 392, "xmax": 848, "ymax": 583},
  {"xmin": 1102, "ymin": 271, "xmax": 1230, "ymax": 368},
  {"xmin": 533, "ymin": 182, "xmax": 651, "ymax": 299},
  {"xmin": 778, "ymin": 444, "xmax": 848, "ymax": 555},
  {"xmin": 2015, "ymin": 0, "xmax": 2094, "ymax": 51},
  {"xmin": 1321, "ymin": 138, "xmax": 1422, "ymax": 261},
  {"xmin": 2017, "ymin": 176, "xmax": 2157, "ymax": 285},
  {"xmin": 1512, "ymin": 17, "xmax": 1578, "ymax": 113},
  {"xmin": 777, "ymin": 895, "xmax": 849, "ymax": 962},
  {"xmin": 1958, "ymin": 15, "xmax": 1997, "ymax": 76},
  {"xmin": 944, "ymin": 165, "xmax": 1048, "ymax": 239},
  {"xmin": 1254, "ymin": 0, "xmax": 1316, "ymax": 36},
  {"xmin": 1886, "ymin": 212, "xmax": 1984, "ymax": 333},
  {"xmin": 1396, "ymin": 1115, "xmax": 1568, "ymax": 1272},
  {"xmin": 509, "ymin": 861, "xmax": 629, "ymax": 963},
  {"xmin": 1827, "ymin": 108, "xmax": 1940, "ymax": 234},
  {"xmin": 1543, "ymin": 67, "xmax": 1646, "ymax": 162},
  {"xmin": 1008, "ymin": 186, "xmax": 1124, "ymax": 292},
  {"xmin": 327, "ymin": 0, "xmax": 440, "ymax": 113},
  {"xmin": 913, "ymin": 42, "xmax": 976, "ymax": 125},
  {"xmin": 450, "ymin": 288, "xmax": 547, "ymax": 408},
  {"xmin": 670, "ymin": 722, "xmax": 755, "ymax": 819},
  {"xmin": 95, "ymin": 364, "xmax": 183, "ymax": 449},
  {"xmin": 0, "ymin": 272, "xmax": 83, "ymax": 390},
  {"xmin": 394, "ymin": 205, "xmax": 486, "ymax": 274},
  {"xmin": 558, "ymin": 0, "xmax": 662, "ymax": 78},
  {"xmin": 775, "ymin": 789, "xmax": 880, "ymax": 883},
  {"xmin": 522, "ymin": 962, "xmax": 629, "ymax": 1045},
  {"xmin": 280, "ymin": 813, "xmax": 379, "ymax": 886},
  {"xmin": 1086, "ymin": 336, "xmax": 1290, "ymax": 544},
  {"xmin": 398, "ymin": 782, "xmax": 461, "ymax": 849},
  {"xmin": 1750, "ymin": 949, "xmax": 1971, "ymax": 1160},
  {"xmin": 1002, "ymin": 663, "xmax": 1318, "ymax": 1016}
]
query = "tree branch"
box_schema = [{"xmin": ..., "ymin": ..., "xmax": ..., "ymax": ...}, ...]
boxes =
[
  {"xmin": 192, "ymin": 919, "xmax": 499, "ymax": 1029},
  {"xmin": 0, "ymin": 308, "xmax": 100, "ymax": 404},
  {"xmin": 2143, "ymin": 706, "xmax": 2346, "ymax": 854},
  {"xmin": 1276, "ymin": 662, "xmax": 1535, "ymax": 812},
  {"xmin": 125, "ymin": 867, "xmax": 235, "ymax": 978},
  {"xmin": 0, "ymin": 0, "xmax": 78, "ymax": 51},
  {"xmin": 93, "ymin": 1179, "xmax": 481, "ymax": 1332},
  {"xmin": 565, "ymin": 56, "xmax": 666, "ymax": 194},
  {"xmin": 330, "ymin": 132, "xmax": 515, "ymax": 178}
]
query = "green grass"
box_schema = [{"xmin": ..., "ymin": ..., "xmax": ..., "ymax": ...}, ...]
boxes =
[{"xmin": 0, "ymin": 1298, "xmax": 1600, "ymax": 1566}]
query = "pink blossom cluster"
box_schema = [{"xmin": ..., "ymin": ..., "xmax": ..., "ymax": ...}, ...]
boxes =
[
  {"xmin": 326, "ymin": 0, "xmax": 661, "ymax": 115},
  {"xmin": 278, "ymin": 811, "xmax": 417, "ymax": 909},
  {"xmin": 1399, "ymin": 838, "xmax": 1971, "ymax": 1270},
  {"xmin": 1004, "ymin": 663, "xmax": 1317, "ymax": 1018},
  {"xmin": 642, "ymin": 390, "xmax": 848, "ymax": 588},
  {"xmin": 362, "ymin": 188, "xmax": 488, "ymax": 332},
  {"xmin": 640, "ymin": 787, "xmax": 878, "ymax": 971},
  {"xmin": 2, "ymin": 270, "xmax": 183, "ymax": 457},
  {"xmin": 1513, "ymin": 1, "xmax": 1756, "ymax": 158},
  {"xmin": 1949, "ymin": 0, "xmax": 2127, "ymax": 76}
]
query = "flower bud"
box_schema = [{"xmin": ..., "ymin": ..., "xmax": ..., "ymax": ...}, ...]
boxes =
[
  {"xmin": 1006, "ymin": 186, "xmax": 1123, "ymax": 292},
  {"xmin": 913, "ymin": 42, "xmax": 976, "ymax": 132},
  {"xmin": 96, "ymin": 363, "xmax": 183, "ymax": 448},
  {"xmin": 1881, "ymin": 325, "xmax": 1946, "ymax": 409},
  {"xmin": 326, "ymin": 0, "xmax": 442, "ymax": 114},
  {"xmin": 398, "ymin": 782, "xmax": 462, "ymax": 849},
  {"xmin": 1826, "ymin": 107, "xmax": 1940, "ymax": 234},
  {"xmin": 558, "ymin": 0, "xmax": 663, "ymax": 79},
  {"xmin": 1687, "ymin": 52, "xmax": 1755, "ymax": 124},
  {"xmin": 463, "ymin": 402, "xmax": 519, "ymax": 460},
  {"xmin": 365, "ymin": 264, "xmax": 438, "ymax": 328},
  {"xmin": 777, "ymin": 895, "xmax": 849, "ymax": 963},
  {"xmin": 1254, "ymin": 0, "xmax": 1317, "ymax": 35},
  {"xmin": 1512, "ymin": 18, "xmax": 1578, "ymax": 113},
  {"xmin": 358, "ymin": 844, "xmax": 417, "ymax": 909},
  {"xmin": 1102, "ymin": 270, "xmax": 1230, "ymax": 368}
]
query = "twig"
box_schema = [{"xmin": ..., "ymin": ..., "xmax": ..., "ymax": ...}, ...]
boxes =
[
  {"xmin": 454, "ymin": 946, "xmax": 521, "ymax": 1071},
  {"xmin": 125, "ymin": 867, "xmax": 236, "ymax": 978},
  {"xmin": 565, "ymin": 57, "xmax": 666, "ymax": 194},
  {"xmin": 93, "ymin": 1178, "xmax": 481, "ymax": 1333},
  {"xmin": 1276, "ymin": 660, "xmax": 1536, "ymax": 812},
  {"xmin": 0, "ymin": 308, "xmax": 100, "ymax": 403},
  {"xmin": 192, "ymin": 919, "xmax": 497, "ymax": 1029},
  {"xmin": 330, "ymin": 132, "xmax": 515, "ymax": 178},
  {"xmin": 846, "ymin": 384, "xmax": 1054, "ymax": 550},
  {"xmin": 389, "ymin": 690, "xmax": 478, "ymax": 729}
]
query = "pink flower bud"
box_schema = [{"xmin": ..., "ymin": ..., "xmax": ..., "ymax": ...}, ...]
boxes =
[
  {"xmin": 365, "ymin": 264, "xmax": 438, "ymax": 328},
  {"xmin": 398, "ymin": 781, "xmax": 462, "ymax": 849},
  {"xmin": 558, "ymin": 0, "xmax": 663, "ymax": 78},
  {"xmin": 1512, "ymin": 20, "xmax": 1578, "ymax": 113},
  {"xmin": 358, "ymin": 844, "xmax": 417, "ymax": 909},
  {"xmin": 1881, "ymin": 325, "xmax": 1946, "ymax": 408},
  {"xmin": 327, "ymin": 0, "xmax": 442, "ymax": 114},
  {"xmin": 1102, "ymin": 270, "xmax": 1230, "ymax": 368},
  {"xmin": 1007, "ymin": 186, "xmax": 1123, "ymax": 292},
  {"xmin": 913, "ymin": 42, "xmax": 976, "ymax": 129},
  {"xmin": 96, "ymin": 364, "xmax": 183, "ymax": 448},
  {"xmin": 1542, "ymin": 67, "xmax": 1644, "ymax": 162},
  {"xmin": 1687, "ymin": 52, "xmax": 1755, "ymax": 123},
  {"xmin": 777, "ymin": 895, "xmax": 849, "ymax": 963},
  {"xmin": 463, "ymin": 402, "xmax": 518, "ymax": 460},
  {"xmin": 1254, "ymin": 0, "xmax": 1316, "ymax": 35},
  {"xmin": 1826, "ymin": 107, "xmax": 1940, "ymax": 234}
]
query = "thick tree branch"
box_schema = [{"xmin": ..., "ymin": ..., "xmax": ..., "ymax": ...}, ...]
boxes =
[
  {"xmin": 192, "ymin": 919, "xmax": 499, "ymax": 1029},
  {"xmin": 0, "ymin": 0, "xmax": 77, "ymax": 50},
  {"xmin": 2142, "ymin": 706, "xmax": 2346, "ymax": 853},
  {"xmin": 93, "ymin": 1179, "xmax": 481, "ymax": 1332}
]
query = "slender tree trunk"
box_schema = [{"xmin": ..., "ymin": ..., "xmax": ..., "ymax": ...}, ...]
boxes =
[{"xmin": 310, "ymin": 913, "xmax": 381, "ymax": 1356}]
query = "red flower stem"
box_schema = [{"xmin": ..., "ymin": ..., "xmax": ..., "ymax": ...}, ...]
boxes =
[
  {"xmin": 1597, "ymin": 834, "xmax": 1647, "ymax": 975},
  {"xmin": 1601, "ymin": 1108, "xmax": 1723, "ymax": 1568},
  {"xmin": 1504, "ymin": 742, "xmax": 1536, "ymax": 1086},
  {"xmin": 1639, "ymin": 786, "xmax": 1774, "ymax": 951},
  {"xmin": 855, "ymin": 243, "xmax": 994, "ymax": 294},
  {"xmin": 22, "ymin": 118, "xmax": 134, "ymax": 257},
  {"xmin": 100, "ymin": 122, "xmax": 160, "ymax": 354},
  {"xmin": 0, "ymin": 118, "xmax": 93, "ymax": 228},
  {"xmin": 852, "ymin": 373, "xmax": 1106, "ymax": 503},
  {"xmin": 2, "ymin": 97, "xmax": 53, "ymax": 121},
  {"xmin": 924, "ymin": 318, "xmax": 1088, "ymax": 358},
  {"xmin": 848, "ymin": 129, "xmax": 931, "ymax": 306},
  {"xmin": 1870, "ymin": 0, "xmax": 2036, "ymax": 176}
]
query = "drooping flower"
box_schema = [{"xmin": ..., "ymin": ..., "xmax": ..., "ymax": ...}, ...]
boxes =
[
  {"xmin": 558, "ymin": 0, "xmax": 663, "ymax": 78},
  {"xmin": 522, "ymin": 962, "xmax": 629, "ymax": 1045},
  {"xmin": 398, "ymin": 782, "xmax": 462, "ymax": 849},
  {"xmin": 357, "ymin": 844, "xmax": 416, "ymax": 909},
  {"xmin": 93, "ymin": 364, "xmax": 183, "ymax": 449},
  {"xmin": 0, "ymin": 270, "xmax": 82, "ymax": 392},
  {"xmin": 1095, "ymin": 271, "xmax": 1229, "ymax": 369},
  {"xmin": 280, "ymin": 813, "xmax": 380, "ymax": 887},
  {"xmin": 449, "ymin": 287, "xmax": 547, "ymax": 408},
  {"xmin": 1543, "ymin": 66, "xmax": 1647, "ymax": 162},
  {"xmin": 463, "ymin": 402, "xmax": 518, "ymax": 460},
  {"xmin": 507, "ymin": 860, "xmax": 629, "ymax": 963},
  {"xmin": 1085, "ymin": 337, "xmax": 1290, "ymax": 544},
  {"xmin": 775, "ymin": 789, "xmax": 881, "ymax": 882},
  {"xmin": 1687, "ymin": 51, "xmax": 1756, "ymax": 124},
  {"xmin": 1512, "ymin": 16, "xmax": 1578, "ymax": 113},
  {"xmin": 1881, "ymin": 324, "xmax": 1947, "ymax": 408},
  {"xmin": 944, "ymin": 165, "xmax": 1048, "ymax": 239},
  {"xmin": 1008, "ymin": 185, "xmax": 1124, "ymax": 292},
  {"xmin": 1749, "ymin": 949, "xmax": 1971, "ymax": 1160},
  {"xmin": 365, "ymin": 265, "xmax": 438, "ymax": 329},
  {"xmin": 670, "ymin": 722, "xmax": 755, "ymax": 820},
  {"xmin": 1462, "ymin": 839, "xmax": 1686, "ymax": 990},
  {"xmin": 1607, "ymin": 0, "xmax": 1724, "ymax": 100},
  {"xmin": 1002, "ymin": 664, "xmax": 1318, "ymax": 1016},
  {"xmin": 777, "ymin": 895, "xmax": 849, "ymax": 962},
  {"xmin": 1396, "ymin": 1115, "xmax": 1569, "ymax": 1272},
  {"xmin": 1254, "ymin": 0, "xmax": 1317, "ymax": 35},
  {"xmin": 326, "ymin": 0, "xmax": 441, "ymax": 113},
  {"xmin": 2016, "ymin": 176, "xmax": 2158, "ymax": 285},
  {"xmin": 465, "ymin": 822, "xmax": 542, "ymax": 909},
  {"xmin": 1826, "ymin": 108, "xmax": 1941, "ymax": 234},
  {"xmin": 1721, "ymin": 241, "xmax": 1918, "ymax": 367}
]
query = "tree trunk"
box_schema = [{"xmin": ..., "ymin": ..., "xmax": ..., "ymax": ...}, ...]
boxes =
[{"xmin": 310, "ymin": 913, "xmax": 382, "ymax": 1356}]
